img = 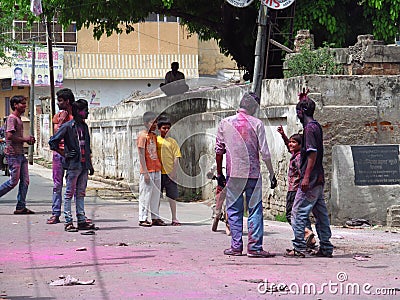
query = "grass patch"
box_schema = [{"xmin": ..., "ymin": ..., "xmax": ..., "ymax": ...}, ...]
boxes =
[
  {"xmin": 275, "ymin": 213, "xmax": 287, "ymax": 223},
  {"xmin": 34, "ymin": 157, "xmax": 52, "ymax": 169}
]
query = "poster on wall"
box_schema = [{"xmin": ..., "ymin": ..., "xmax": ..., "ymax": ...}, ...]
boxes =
[
  {"xmin": 76, "ymin": 89, "xmax": 101, "ymax": 107},
  {"xmin": 11, "ymin": 47, "xmax": 64, "ymax": 87}
]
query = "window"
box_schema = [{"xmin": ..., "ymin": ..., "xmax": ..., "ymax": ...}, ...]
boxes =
[
  {"xmin": 13, "ymin": 20, "xmax": 77, "ymax": 52},
  {"xmin": 5, "ymin": 97, "xmax": 10, "ymax": 116},
  {"xmin": 1, "ymin": 79, "xmax": 12, "ymax": 91},
  {"xmin": 145, "ymin": 13, "xmax": 158, "ymax": 22},
  {"xmin": 144, "ymin": 13, "xmax": 179, "ymax": 23}
]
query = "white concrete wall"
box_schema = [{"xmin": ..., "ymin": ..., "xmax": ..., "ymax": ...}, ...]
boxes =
[{"xmin": 35, "ymin": 75, "xmax": 400, "ymax": 224}]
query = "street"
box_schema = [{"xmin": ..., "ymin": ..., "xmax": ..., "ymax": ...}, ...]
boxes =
[{"xmin": 0, "ymin": 163, "xmax": 399, "ymax": 299}]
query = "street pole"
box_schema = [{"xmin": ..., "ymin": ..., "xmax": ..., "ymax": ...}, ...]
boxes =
[
  {"xmin": 28, "ymin": 43, "xmax": 36, "ymax": 165},
  {"xmin": 46, "ymin": 16, "xmax": 56, "ymax": 136},
  {"xmin": 251, "ymin": 4, "xmax": 268, "ymax": 99}
]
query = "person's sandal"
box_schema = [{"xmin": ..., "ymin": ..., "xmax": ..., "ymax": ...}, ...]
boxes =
[
  {"xmin": 224, "ymin": 248, "xmax": 243, "ymax": 256},
  {"xmin": 171, "ymin": 220, "xmax": 181, "ymax": 226},
  {"xmin": 305, "ymin": 233, "xmax": 317, "ymax": 248},
  {"xmin": 247, "ymin": 250, "xmax": 276, "ymax": 258},
  {"xmin": 47, "ymin": 215, "xmax": 60, "ymax": 224},
  {"xmin": 152, "ymin": 219, "xmax": 167, "ymax": 226},
  {"xmin": 284, "ymin": 249, "xmax": 306, "ymax": 258},
  {"xmin": 139, "ymin": 220, "xmax": 152, "ymax": 227},
  {"xmin": 65, "ymin": 223, "xmax": 78, "ymax": 232},
  {"xmin": 311, "ymin": 249, "xmax": 333, "ymax": 258},
  {"xmin": 78, "ymin": 221, "xmax": 97, "ymax": 230},
  {"xmin": 14, "ymin": 208, "xmax": 35, "ymax": 214}
]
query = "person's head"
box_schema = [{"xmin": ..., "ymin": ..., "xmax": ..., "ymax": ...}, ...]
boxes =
[
  {"xmin": 72, "ymin": 99, "xmax": 89, "ymax": 121},
  {"xmin": 288, "ymin": 133, "xmax": 302, "ymax": 154},
  {"xmin": 57, "ymin": 73, "xmax": 63, "ymax": 81},
  {"xmin": 296, "ymin": 97, "xmax": 315, "ymax": 123},
  {"xmin": 56, "ymin": 88, "xmax": 75, "ymax": 110},
  {"xmin": 239, "ymin": 92, "xmax": 260, "ymax": 116},
  {"xmin": 44, "ymin": 74, "xmax": 49, "ymax": 83},
  {"xmin": 157, "ymin": 116, "xmax": 172, "ymax": 138},
  {"xmin": 14, "ymin": 67, "xmax": 22, "ymax": 80},
  {"xmin": 143, "ymin": 111, "xmax": 157, "ymax": 131},
  {"xmin": 10, "ymin": 95, "xmax": 27, "ymax": 113},
  {"xmin": 171, "ymin": 62, "xmax": 179, "ymax": 73}
]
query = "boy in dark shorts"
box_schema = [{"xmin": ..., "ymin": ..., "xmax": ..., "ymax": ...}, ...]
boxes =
[{"xmin": 157, "ymin": 116, "xmax": 181, "ymax": 226}]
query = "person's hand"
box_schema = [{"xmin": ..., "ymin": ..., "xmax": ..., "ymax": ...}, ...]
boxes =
[
  {"xmin": 216, "ymin": 174, "xmax": 226, "ymax": 188},
  {"xmin": 301, "ymin": 176, "xmax": 310, "ymax": 192},
  {"xmin": 144, "ymin": 173, "xmax": 150, "ymax": 184},
  {"xmin": 89, "ymin": 167, "xmax": 95, "ymax": 176},
  {"xmin": 26, "ymin": 135, "xmax": 35, "ymax": 145},
  {"xmin": 206, "ymin": 170, "xmax": 215, "ymax": 179},
  {"xmin": 270, "ymin": 174, "xmax": 277, "ymax": 189},
  {"xmin": 277, "ymin": 125, "xmax": 284, "ymax": 136},
  {"xmin": 65, "ymin": 149, "xmax": 77, "ymax": 158}
]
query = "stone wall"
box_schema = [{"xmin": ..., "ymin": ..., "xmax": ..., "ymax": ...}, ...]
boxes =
[{"xmin": 35, "ymin": 74, "xmax": 400, "ymax": 224}]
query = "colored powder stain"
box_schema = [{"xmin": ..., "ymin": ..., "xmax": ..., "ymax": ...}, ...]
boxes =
[
  {"xmin": 140, "ymin": 270, "xmax": 182, "ymax": 277},
  {"xmin": 126, "ymin": 291, "xmax": 208, "ymax": 298}
]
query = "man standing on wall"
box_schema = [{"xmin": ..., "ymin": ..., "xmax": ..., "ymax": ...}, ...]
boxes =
[
  {"xmin": 47, "ymin": 88, "xmax": 75, "ymax": 224},
  {"xmin": 215, "ymin": 92, "xmax": 277, "ymax": 258}
]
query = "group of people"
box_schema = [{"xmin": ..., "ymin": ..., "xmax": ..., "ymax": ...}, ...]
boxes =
[
  {"xmin": 0, "ymin": 88, "xmax": 333, "ymax": 258},
  {"xmin": 0, "ymin": 90, "xmax": 96, "ymax": 232},
  {"xmin": 215, "ymin": 91, "xmax": 333, "ymax": 258},
  {"xmin": 136, "ymin": 112, "xmax": 182, "ymax": 227}
]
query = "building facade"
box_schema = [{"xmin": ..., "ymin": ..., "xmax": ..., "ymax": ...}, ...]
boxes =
[{"xmin": 1, "ymin": 15, "xmax": 237, "ymax": 112}]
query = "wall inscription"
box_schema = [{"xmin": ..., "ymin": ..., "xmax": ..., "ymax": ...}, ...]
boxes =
[{"xmin": 351, "ymin": 145, "xmax": 400, "ymax": 185}]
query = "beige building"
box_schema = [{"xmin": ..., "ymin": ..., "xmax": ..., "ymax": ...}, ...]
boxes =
[{"xmin": 0, "ymin": 16, "xmax": 237, "ymax": 111}]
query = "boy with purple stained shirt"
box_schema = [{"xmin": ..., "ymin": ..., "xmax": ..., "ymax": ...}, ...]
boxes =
[
  {"xmin": 47, "ymin": 88, "xmax": 74, "ymax": 224},
  {"xmin": 285, "ymin": 92, "xmax": 333, "ymax": 258},
  {"xmin": 215, "ymin": 92, "xmax": 277, "ymax": 258},
  {"xmin": 0, "ymin": 95, "xmax": 36, "ymax": 214}
]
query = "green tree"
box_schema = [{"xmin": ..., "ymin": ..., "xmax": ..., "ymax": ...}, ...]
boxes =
[
  {"xmin": 2, "ymin": 0, "xmax": 399, "ymax": 74},
  {"xmin": 283, "ymin": 43, "xmax": 342, "ymax": 78},
  {"xmin": 0, "ymin": 0, "xmax": 38, "ymax": 65}
]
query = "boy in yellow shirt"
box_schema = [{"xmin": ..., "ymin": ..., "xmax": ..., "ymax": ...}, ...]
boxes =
[{"xmin": 157, "ymin": 116, "xmax": 182, "ymax": 226}]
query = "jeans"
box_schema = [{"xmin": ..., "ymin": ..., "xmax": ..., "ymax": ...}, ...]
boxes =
[
  {"xmin": 0, "ymin": 155, "xmax": 29, "ymax": 210},
  {"xmin": 64, "ymin": 168, "xmax": 88, "ymax": 224},
  {"xmin": 286, "ymin": 190, "xmax": 312, "ymax": 230},
  {"xmin": 226, "ymin": 177, "xmax": 264, "ymax": 252},
  {"xmin": 52, "ymin": 152, "xmax": 65, "ymax": 217},
  {"xmin": 291, "ymin": 184, "xmax": 334, "ymax": 254}
]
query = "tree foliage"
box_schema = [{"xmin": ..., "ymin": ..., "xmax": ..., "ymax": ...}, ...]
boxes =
[
  {"xmin": 1, "ymin": 0, "xmax": 400, "ymax": 74},
  {"xmin": 0, "ymin": 1, "xmax": 35, "ymax": 65},
  {"xmin": 283, "ymin": 43, "xmax": 342, "ymax": 78}
]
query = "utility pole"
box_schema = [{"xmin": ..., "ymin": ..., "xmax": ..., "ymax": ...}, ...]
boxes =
[
  {"xmin": 46, "ymin": 16, "xmax": 56, "ymax": 135},
  {"xmin": 251, "ymin": 4, "xmax": 268, "ymax": 99},
  {"xmin": 28, "ymin": 43, "xmax": 36, "ymax": 165}
]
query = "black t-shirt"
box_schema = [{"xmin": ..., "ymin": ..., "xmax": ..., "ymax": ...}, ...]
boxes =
[{"xmin": 300, "ymin": 120, "xmax": 325, "ymax": 188}]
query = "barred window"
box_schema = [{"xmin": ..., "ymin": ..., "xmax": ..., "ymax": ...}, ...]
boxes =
[
  {"xmin": 13, "ymin": 20, "xmax": 77, "ymax": 52},
  {"xmin": 144, "ymin": 13, "xmax": 179, "ymax": 23}
]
